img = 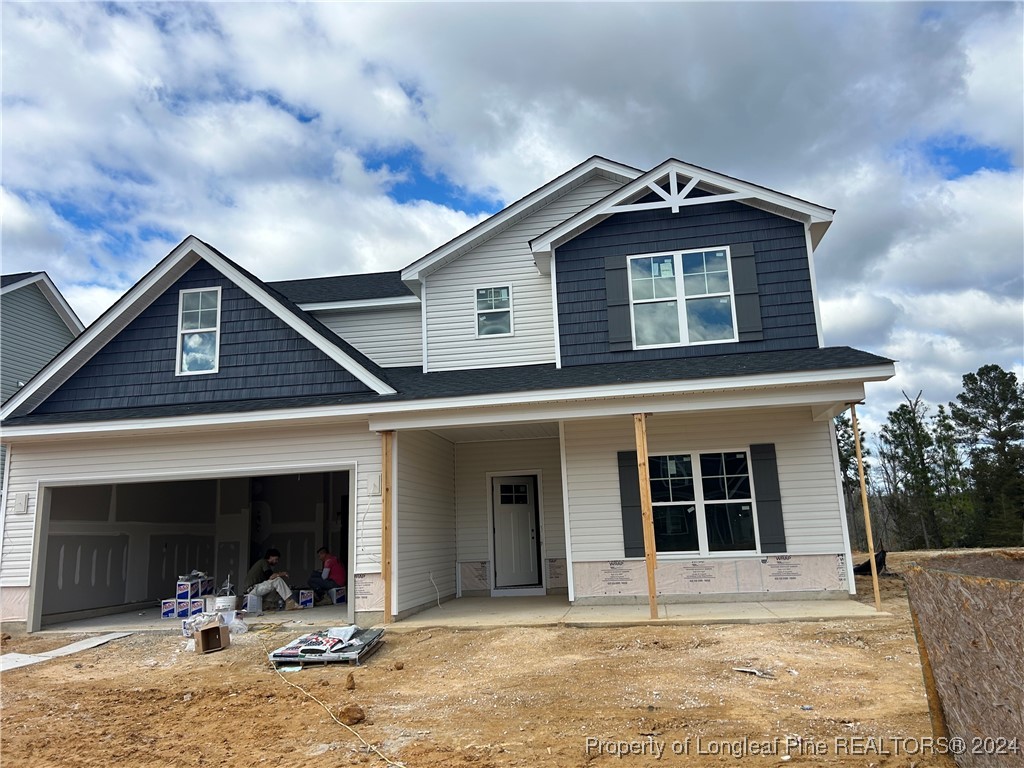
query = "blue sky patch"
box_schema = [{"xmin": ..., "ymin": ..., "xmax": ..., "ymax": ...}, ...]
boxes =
[
  {"xmin": 921, "ymin": 136, "xmax": 1014, "ymax": 179},
  {"xmin": 364, "ymin": 147, "xmax": 500, "ymax": 215}
]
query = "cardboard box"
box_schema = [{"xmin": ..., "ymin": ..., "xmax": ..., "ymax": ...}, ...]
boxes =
[
  {"xmin": 297, "ymin": 589, "xmax": 314, "ymax": 608},
  {"xmin": 161, "ymin": 599, "xmax": 177, "ymax": 619},
  {"xmin": 242, "ymin": 593, "xmax": 262, "ymax": 614},
  {"xmin": 176, "ymin": 579, "xmax": 200, "ymax": 600},
  {"xmin": 190, "ymin": 599, "xmax": 205, "ymax": 616},
  {"xmin": 176, "ymin": 599, "xmax": 191, "ymax": 619},
  {"xmin": 200, "ymin": 577, "xmax": 214, "ymax": 596},
  {"xmin": 328, "ymin": 587, "xmax": 347, "ymax": 605},
  {"xmin": 194, "ymin": 625, "xmax": 230, "ymax": 654}
]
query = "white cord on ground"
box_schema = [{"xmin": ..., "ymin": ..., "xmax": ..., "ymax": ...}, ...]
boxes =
[{"xmin": 252, "ymin": 625, "xmax": 406, "ymax": 768}]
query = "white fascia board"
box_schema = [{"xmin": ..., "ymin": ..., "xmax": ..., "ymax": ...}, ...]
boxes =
[
  {"xmin": 1, "ymin": 363, "xmax": 892, "ymax": 440},
  {"xmin": 0, "ymin": 240, "xmax": 205, "ymax": 421},
  {"xmin": 0, "ymin": 273, "xmax": 85, "ymax": 334},
  {"xmin": 804, "ymin": 223, "xmax": 826, "ymax": 348},
  {"xmin": 531, "ymin": 159, "xmax": 835, "ymax": 257},
  {"xmin": 298, "ymin": 295, "xmax": 420, "ymax": 312},
  {"xmin": 400, "ymin": 157, "xmax": 642, "ymax": 284},
  {"xmin": 369, "ymin": 382, "xmax": 870, "ymax": 431}
]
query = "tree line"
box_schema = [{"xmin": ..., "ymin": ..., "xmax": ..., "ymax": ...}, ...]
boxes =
[{"xmin": 836, "ymin": 364, "xmax": 1024, "ymax": 551}]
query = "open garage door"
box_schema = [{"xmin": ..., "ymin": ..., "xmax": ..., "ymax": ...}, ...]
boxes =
[{"xmin": 39, "ymin": 470, "xmax": 350, "ymax": 626}]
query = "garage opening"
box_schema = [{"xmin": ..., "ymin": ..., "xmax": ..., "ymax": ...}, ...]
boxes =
[{"xmin": 39, "ymin": 470, "xmax": 350, "ymax": 626}]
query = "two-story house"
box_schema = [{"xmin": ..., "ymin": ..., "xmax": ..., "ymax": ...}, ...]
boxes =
[{"xmin": 0, "ymin": 157, "xmax": 894, "ymax": 631}]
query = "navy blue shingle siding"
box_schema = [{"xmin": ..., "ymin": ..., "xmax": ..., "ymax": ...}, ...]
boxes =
[
  {"xmin": 555, "ymin": 201, "xmax": 820, "ymax": 367},
  {"xmin": 33, "ymin": 261, "xmax": 372, "ymax": 414}
]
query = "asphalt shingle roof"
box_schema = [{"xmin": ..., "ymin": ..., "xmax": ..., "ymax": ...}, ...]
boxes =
[
  {"xmin": 2, "ymin": 346, "xmax": 892, "ymax": 426},
  {"xmin": 269, "ymin": 272, "xmax": 414, "ymax": 304}
]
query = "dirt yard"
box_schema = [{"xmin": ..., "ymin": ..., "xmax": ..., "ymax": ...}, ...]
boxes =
[{"xmin": 0, "ymin": 552, "xmax": 985, "ymax": 767}]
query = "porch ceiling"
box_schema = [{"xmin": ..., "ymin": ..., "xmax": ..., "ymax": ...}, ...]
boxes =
[{"xmin": 427, "ymin": 422, "xmax": 559, "ymax": 443}]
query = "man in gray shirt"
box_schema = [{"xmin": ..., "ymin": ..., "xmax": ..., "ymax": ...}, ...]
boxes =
[{"xmin": 244, "ymin": 548, "xmax": 300, "ymax": 610}]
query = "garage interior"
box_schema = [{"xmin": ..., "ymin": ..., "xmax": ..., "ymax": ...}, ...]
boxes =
[{"xmin": 39, "ymin": 470, "xmax": 350, "ymax": 626}]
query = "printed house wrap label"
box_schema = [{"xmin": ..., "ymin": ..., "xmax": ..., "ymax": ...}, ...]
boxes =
[
  {"xmin": 353, "ymin": 573, "xmax": 384, "ymax": 611},
  {"xmin": 546, "ymin": 558, "xmax": 567, "ymax": 588},
  {"xmin": 601, "ymin": 561, "xmax": 633, "ymax": 586},
  {"xmin": 460, "ymin": 561, "xmax": 490, "ymax": 591},
  {"xmin": 763, "ymin": 557, "xmax": 803, "ymax": 584},
  {"xmin": 681, "ymin": 560, "xmax": 716, "ymax": 585}
]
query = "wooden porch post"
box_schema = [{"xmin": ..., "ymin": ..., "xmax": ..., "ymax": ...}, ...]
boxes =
[
  {"xmin": 633, "ymin": 413, "xmax": 659, "ymax": 619},
  {"xmin": 849, "ymin": 404, "xmax": 882, "ymax": 612},
  {"xmin": 381, "ymin": 430, "xmax": 394, "ymax": 624}
]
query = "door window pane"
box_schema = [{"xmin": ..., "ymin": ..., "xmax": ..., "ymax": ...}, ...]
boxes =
[{"xmin": 500, "ymin": 484, "xmax": 528, "ymax": 504}]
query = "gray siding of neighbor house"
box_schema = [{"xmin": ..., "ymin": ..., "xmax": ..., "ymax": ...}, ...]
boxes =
[
  {"xmin": 2, "ymin": 282, "xmax": 79, "ymax": 486},
  {"xmin": 1, "ymin": 282, "xmax": 77, "ymax": 403},
  {"xmin": 32, "ymin": 260, "xmax": 372, "ymax": 415},
  {"xmin": 555, "ymin": 200, "xmax": 819, "ymax": 367}
]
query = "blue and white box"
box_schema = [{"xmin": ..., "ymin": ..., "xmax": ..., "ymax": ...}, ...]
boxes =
[
  {"xmin": 298, "ymin": 589, "xmax": 314, "ymax": 608},
  {"xmin": 176, "ymin": 579, "xmax": 200, "ymax": 600},
  {"xmin": 328, "ymin": 588, "xmax": 347, "ymax": 605},
  {"xmin": 176, "ymin": 599, "xmax": 191, "ymax": 619},
  {"xmin": 161, "ymin": 599, "xmax": 177, "ymax": 619},
  {"xmin": 190, "ymin": 599, "xmax": 205, "ymax": 616}
]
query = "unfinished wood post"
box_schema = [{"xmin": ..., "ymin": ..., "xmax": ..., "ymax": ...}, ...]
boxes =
[
  {"xmin": 850, "ymin": 404, "xmax": 882, "ymax": 612},
  {"xmin": 381, "ymin": 430, "xmax": 394, "ymax": 624},
  {"xmin": 633, "ymin": 413, "xmax": 659, "ymax": 620}
]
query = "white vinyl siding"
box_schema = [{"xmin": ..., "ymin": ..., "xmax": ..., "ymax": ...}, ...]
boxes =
[
  {"xmin": 562, "ymin": 407, "xmax": 845, "ymax": 561},
  {"xmin": 395, "ymin": 430, "xmax": 456, "ymax": 613},
  {"xmin": 314, "ymin": 305, "xmax": 423, "ymax": 368},
  {"xmin": 425, "ymin": 176, "xmax": 623, "ymax": 371},
  {"xmin": 454, "ymin": 438, "xmax": 565, "ymax": 563},
  {"xmin": 0, "ymin": 421, "xmax": 382, "ymax": 587}
]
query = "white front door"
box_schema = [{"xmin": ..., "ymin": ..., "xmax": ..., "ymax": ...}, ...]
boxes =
[{"xmin": 492, "ymin": 476, "xmax": 540, "ymax": 588}]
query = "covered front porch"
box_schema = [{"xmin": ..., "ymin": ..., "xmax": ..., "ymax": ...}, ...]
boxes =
[{"xmin": 380, "ymin": 372, "xmax": 879, "ymax": 624}]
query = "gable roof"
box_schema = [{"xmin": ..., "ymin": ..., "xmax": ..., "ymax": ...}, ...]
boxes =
[
  {"xmin": 399, "ymin": 155, "xmax": 641, "ymax": 289},
  {"xmin": 1, "ymin": 271, "xmax": 85, "ymax": 335},
  {"xmin": 270, "ymin": 271, "xmax": 416, "ymax": 309},
  {"xmin": 1, "ymin": 236, "xmax": 395, "ymax": 420},
  {"xmin": 529, "ymin": 158, "xmax": 836, "ymax": 269}
]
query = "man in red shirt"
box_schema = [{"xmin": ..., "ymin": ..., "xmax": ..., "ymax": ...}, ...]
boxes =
[{"xmin": 309, "ymin": 546, "xmax": 346, "ymax": 605}]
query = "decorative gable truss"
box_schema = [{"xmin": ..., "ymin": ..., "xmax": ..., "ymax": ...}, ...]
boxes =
[{"xmin": 529, "ymin": 158, "xmax": 836, "ymax": 274}]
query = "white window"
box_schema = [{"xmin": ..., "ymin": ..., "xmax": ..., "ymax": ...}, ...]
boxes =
[
  {"xmin": 628, "ymin": 247, "xmax": 737, "ymax": 348},
  {"xmin": 176, "ymin": 287, "xmax": 221, "ymax": 375},
  {"xmin": 475, "ymin": 285, "xmax": 513, "ymax": 337},
  {"xmin": 648, "ymin": 451, "xmax": 758, "ymax": 554}
]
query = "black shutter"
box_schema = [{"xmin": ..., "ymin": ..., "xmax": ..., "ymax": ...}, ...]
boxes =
[
  {"xmin": 617, "ymin": 451, "xmax": 646, "ymax": 557},
  {"xmin": 605, "ymin": 255, "xmax": 633, "ymax": 352},
  {"xmin": 750, "ymin": 443, "xmax": 786, "ymax": 553},
  {"xmin": 730, "ymin": 243, "xmax": 763, "ymax": 342}
]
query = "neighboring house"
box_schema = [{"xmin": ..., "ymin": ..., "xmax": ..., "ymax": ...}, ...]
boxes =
[
  {"xmin": 0, "ymin": 272, "xmax": 84, "ymax": 494},
  {"xmin": 0, "ymin": 157, "xmax": 895, "ymax": 631}
]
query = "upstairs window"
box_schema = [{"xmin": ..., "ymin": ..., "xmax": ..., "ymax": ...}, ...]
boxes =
[
  {"xmin": 629, "ymin": 247, "xmax": 737, "ymax": 348},
  {"xmin": 476, "ymin": 285, "xmax": 513, "ymax": 337},
  {"xmin": 176, "ymin": 287, "xmax": 221, "ymax": 375}
]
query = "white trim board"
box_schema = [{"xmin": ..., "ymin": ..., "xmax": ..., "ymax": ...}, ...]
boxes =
[{"xmin": 530, "ymin": 159, "xmax": 835, "ymax": 265}]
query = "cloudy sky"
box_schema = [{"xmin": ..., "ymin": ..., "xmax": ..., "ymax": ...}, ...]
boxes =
[{"xmin": 3, "ymin": 2, "xmax": 1022, "ymax": 432}]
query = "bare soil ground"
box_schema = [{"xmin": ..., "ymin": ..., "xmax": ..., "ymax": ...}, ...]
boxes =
[{"xmin": 2, "ymin": 550, "xmax": 1001, "ymax": 767}]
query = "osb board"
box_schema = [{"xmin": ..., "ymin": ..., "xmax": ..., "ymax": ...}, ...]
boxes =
[
  {"xmin": 573, "ymin": 554, "xmax": 849, "ymax": 598},
  {"xmin": 904, "ymin": 559, "xmax": 1024, "ymax": 767}
]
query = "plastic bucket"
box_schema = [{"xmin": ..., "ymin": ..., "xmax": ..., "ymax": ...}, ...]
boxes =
[{"xmin": 214, "ymin": 595, "xmax": 237, "ymax": 611}]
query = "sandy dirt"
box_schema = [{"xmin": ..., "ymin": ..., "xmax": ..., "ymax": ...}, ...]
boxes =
[{"xmin": 1, "ymin": 551, "xmax": 1000, "ymax": 767}]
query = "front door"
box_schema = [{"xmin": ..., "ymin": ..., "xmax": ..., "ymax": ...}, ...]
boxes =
[{"xmin": 492, "ymin": 476, "xmax": 540, "ymax": 588}]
